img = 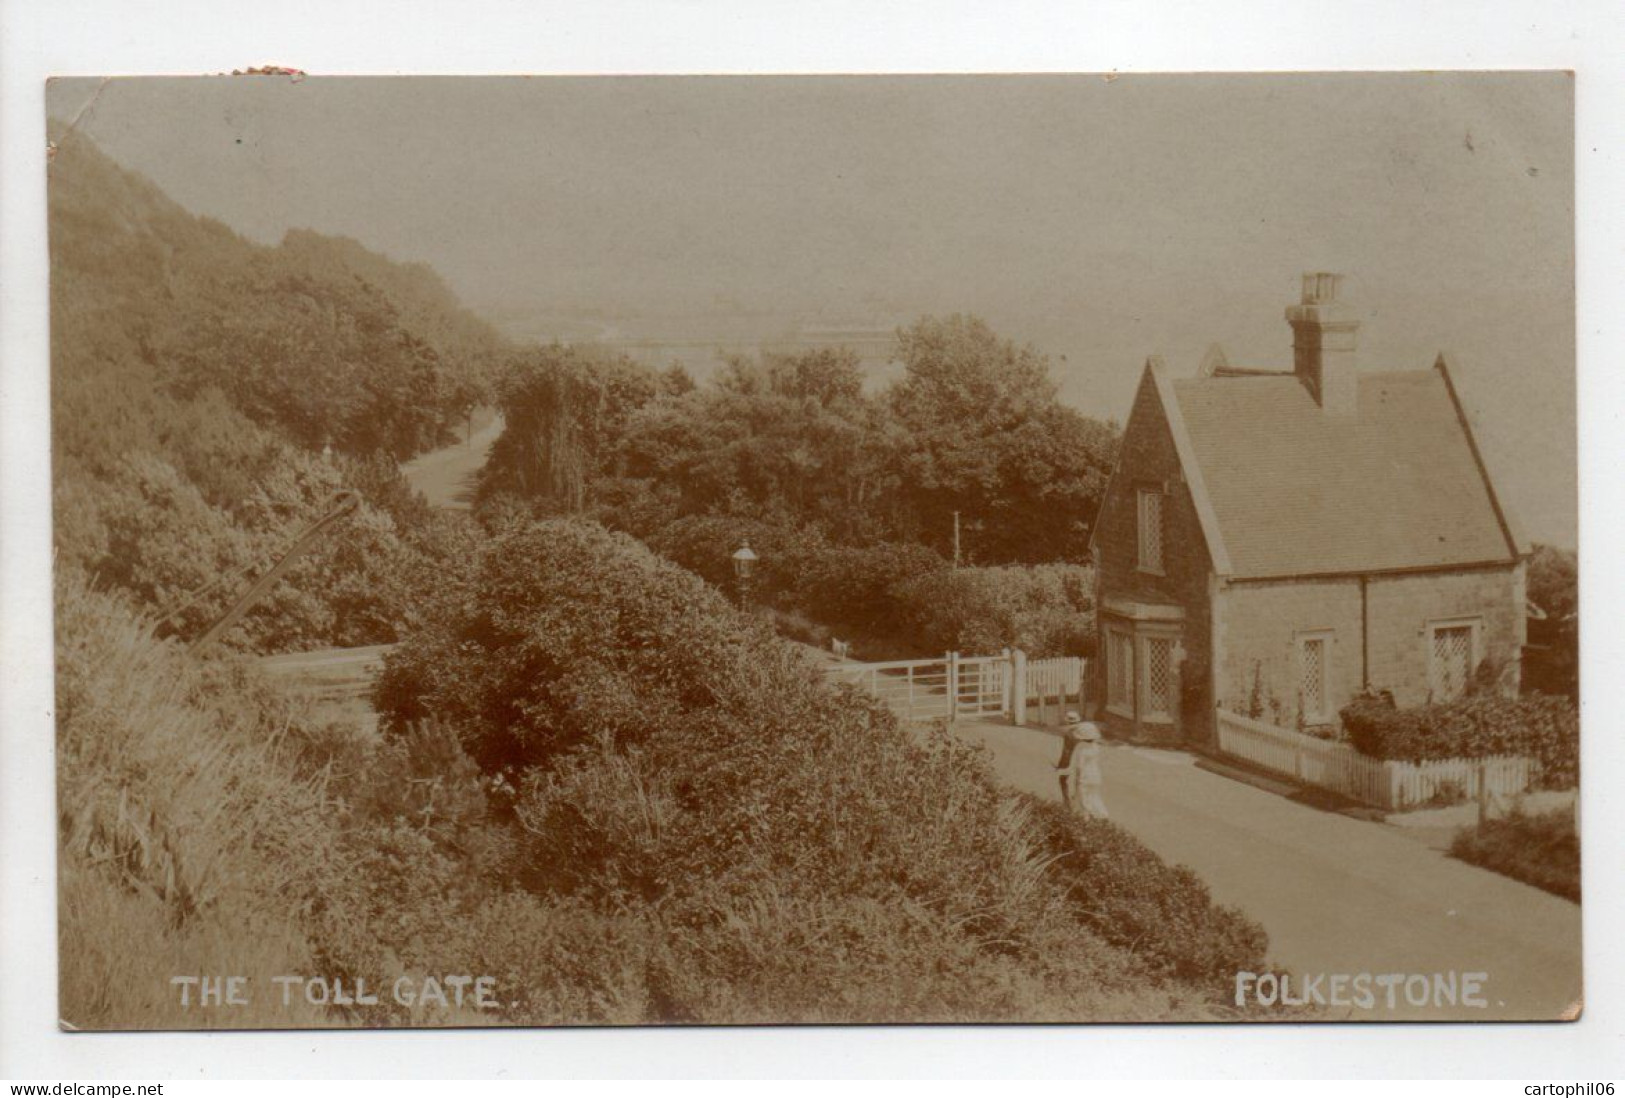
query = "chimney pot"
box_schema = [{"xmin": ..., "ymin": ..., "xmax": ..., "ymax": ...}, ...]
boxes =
[
  {"xmin": 1286, "ymin": 271, "xmax": 1358, "ymax": 415},
  {"xmin": 1301, "ymin": 271, "xmax": 1344, "ymax": 305}
]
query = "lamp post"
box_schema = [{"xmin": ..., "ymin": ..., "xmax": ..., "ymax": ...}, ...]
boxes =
[{"xmin": 731, "ymin": 539, "xmax": 759, "ymax": 608}]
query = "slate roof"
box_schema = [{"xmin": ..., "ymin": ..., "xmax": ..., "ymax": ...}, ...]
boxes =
[{"xmin": 1164, "ymin": 363, "xmax": 1523, "ymax": 579}]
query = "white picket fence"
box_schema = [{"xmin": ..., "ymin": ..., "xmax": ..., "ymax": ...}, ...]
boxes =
[
  {"xmin": 1214, "ymin": 708, "xmax": 1535, "ymax": 812},
  {"xmin": 825, "ymin": 650, "xmax": 1085, "ymax": 727},
  {"xmin": 1023, "ymin": 655, "xmax": 1087, "ymax": 727}
]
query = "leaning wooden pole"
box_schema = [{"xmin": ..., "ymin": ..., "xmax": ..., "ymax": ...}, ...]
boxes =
[{"xmin": 190, "ymin": 490, "xmax": 362, "ymax": 654}]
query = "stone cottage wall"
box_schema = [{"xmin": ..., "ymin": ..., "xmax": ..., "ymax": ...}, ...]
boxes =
[
  {"xmin": 1093, "ymin": 368, "xmax": 1214, "ymax": 744},
  {"xmin": 1216, "ymin": 563, "xmax": 1526, "ymax": 730}
]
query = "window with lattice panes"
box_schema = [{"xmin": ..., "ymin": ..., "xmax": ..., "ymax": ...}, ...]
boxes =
[
  {"xmin": 1137, "ymin": 488, "xmax": 1164, "ymax": 573},
  {"xmin": 1143, "ymin": 635, "xmax": 1174, "ymax": 720},
  {"xmin": 1107, "ymin": 629, "xmax": 1134, "ymax": 713},
  {"xmin": 1430, "ymin": 622, "xmax": 1477, "ymax": 701},
  {"xmin": 1298, "ymin": 633, "xmax": 1330, "ymax": 723}
]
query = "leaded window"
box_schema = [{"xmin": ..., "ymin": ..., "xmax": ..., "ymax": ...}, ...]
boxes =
[
  {"xmin": 1430, "ymin": 622, "xmax": 1476, "ymax": 701},
  {"xmin": 1143, "ymin": 635, "xmax": 1174, "ymax": 719},
  {"xmin": 1107, "ymin": 629, "xmax": 1134, "ymax": 713},
  {"xmin": 1137, "ymin": 488, "xmax": 1164, "ymax": 573},
  {"xmin": 1298, "ymin": 634, "xmax": 1329, "ymax": 723}
]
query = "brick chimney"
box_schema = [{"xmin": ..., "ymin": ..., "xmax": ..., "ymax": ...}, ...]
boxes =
[{"xmin": 1287, "ymin": 272, "xmax": 1359, "ymax": 415}]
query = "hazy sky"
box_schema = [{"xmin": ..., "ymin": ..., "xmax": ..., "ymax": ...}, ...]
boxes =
[{"xmin": 47, "ymin": 73, "xmax": 1574, "ymax": 546}]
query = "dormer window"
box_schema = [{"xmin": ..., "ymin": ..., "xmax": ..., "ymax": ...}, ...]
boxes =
[{"xmin": 1137, "ymin": 487, "xmax": 1164, "ymax": 574}]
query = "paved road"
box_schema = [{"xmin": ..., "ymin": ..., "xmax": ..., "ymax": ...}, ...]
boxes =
[
  {"xmin": 954, "ymin": 717, "xmax": 1583, "ymax": 1021},
  {"xmin": 258, "ymin": 644, "xmax": 394, "ymax": 732},
  {"xmin": 399, "ymin": 410, "xmax": 504, "ymax": 509}
]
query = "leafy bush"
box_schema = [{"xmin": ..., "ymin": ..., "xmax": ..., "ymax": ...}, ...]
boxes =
[
  {"xmin": 51, "ymin": 126, "xmax": 498, "ymax": 658},
  {"xmin": 374, "ymin": 519, "xmax": 1267, "ymax": 1019},
  {"xmin": 892, "ymin": 563, "xmax": 1095, "ymax": 658},
  {"xmin": 1450, "ymin": 808, "xmax": 1579, "ymax": 902},
  {"xmin": 784, "ymin": 540, "xmax": 949, "ymax": 641},
  {"xmin": 641, "ymin": 512, "xmax": 820, "ymax": 596},
  {"xmin": 375, "ymin": 519, "xmax": 773, "ymax": 774},
  {"xmin": 641, "ymin": 514, "xmax": 948, "ymax": 650},
  {"xmin": 51, "ymin": 128, "xmax": 497, "ymax": 462},
  {"xmin": 1024, "ymin": 798, "xmax": 1268, "ymax": 986},
  {"xmin": 1340, "ymin": 692, "xmax": 1579, "ymax": 790},
  {"xmin": 1525, "ymin": 544, "xmax": 1578, "ymax": 700}
]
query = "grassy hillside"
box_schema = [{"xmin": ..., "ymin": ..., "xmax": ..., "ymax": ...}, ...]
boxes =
[{"xmin": 50, "ymin": 126, "xmax": 497, "ymax": 654}]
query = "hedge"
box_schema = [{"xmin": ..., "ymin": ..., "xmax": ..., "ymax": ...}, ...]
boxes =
[
  {"xmin": 1340, "ymin": 692, "xmax": 1578, "ymax": 790},
  {"xmin": 642, "ymin": 513, "xmax": 949, "ymax": 647},
  {"xmin": 1025, "ymin": 797, "xmax": 1268, "ymax": 987},
  {"xmin": 1450, "ymin": 808, "xmax": 1580, "ymax": 902},
  {"xmin": 891, "ymin": 563, "xmax": 1095, "ymax": 658}
]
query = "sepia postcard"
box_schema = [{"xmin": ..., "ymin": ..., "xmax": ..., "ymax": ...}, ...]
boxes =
[{"xmin": 46, "ymin": 71, "xmax": 1578, "ymax": 1030}]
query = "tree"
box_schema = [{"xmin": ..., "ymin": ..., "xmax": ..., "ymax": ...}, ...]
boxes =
[
  {"xmin": 615, "ymin": 349, "xmax": 898, "ymax": 540},
  {"xmin": 1525, "ymin": 543, "xmax": 1578, "ymax": 699},
  {"xmin": 477, "ymin": 346, "xmax": 658, "ymax": 512},
  {"xmin": 887, "ymin": 315, "xmax": 1118, "ymax": 563}
]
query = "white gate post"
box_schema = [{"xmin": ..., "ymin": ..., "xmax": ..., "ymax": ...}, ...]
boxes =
[
  {"xmin": 947, "ymin": 651, "xmax": 960, "ymax": 724},
  {"xmin": 1012, "ymin": 649, "xmax": 1028, "ymax": 726}
]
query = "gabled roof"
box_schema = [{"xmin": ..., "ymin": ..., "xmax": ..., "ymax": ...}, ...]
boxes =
[{"xmin": 1156, "ymin": 357, "xmax": 1525, "ymax": 580}]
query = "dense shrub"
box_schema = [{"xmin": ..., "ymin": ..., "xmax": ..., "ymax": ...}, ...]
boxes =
[
  {"xmin": 375, "ymin": 519, "xmax": 1267, "ymax": 1019},
  {"xmin": 1340, "ymin": 692, "xmax": 1579, "ymax": 790},
  {"xmin": 56, "ymin": 441, "xmax": 473, "ymax": 654},
  {"xmin": 1525, "ymin": 544, "xmax": 1578, "ymax": 700},
  {"xmin": 1450, "ymin": 808, "xmax": 1579, "ymax": 902},
  {"xmin": 642, "ymin": 513, "xmax": 948, "ymax": 650},
  {"xmin": 641, "ymin": 512, "xmax": 821, "ymax": 596},
  {"xmin": 375, "ymin": 520, "xmax": 773, "ymax": 774},
  {"xmin": 51, "ymin": 128, "xmax": 497, "ymax": 462},
  {"xmin": 1024, "ymin": 798, "xmax": 1268, "ymax": 986},
  {"xmin": 893, "ymin": 563, "xmax": 1095, "ymax": 658},
  {"xmin": 783, "ymin": 540, "xmax": 949, "ymax": 643},
  {"xmin": 51, "ymin": 127, "xmax": 499, "ymax": 658}
]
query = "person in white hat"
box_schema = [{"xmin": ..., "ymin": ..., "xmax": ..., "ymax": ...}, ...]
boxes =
[{"xmin": 1057, "ymin": 710, "xmax": 1108, "ymax": 818}]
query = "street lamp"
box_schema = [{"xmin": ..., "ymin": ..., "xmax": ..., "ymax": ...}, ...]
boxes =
[{"xmin": 731, "ymin": 539, "xmax": 759, "ymax": 607}]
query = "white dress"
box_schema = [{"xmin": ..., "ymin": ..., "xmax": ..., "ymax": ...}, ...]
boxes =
[{"xmin": 1059, "ymin": 730, "xmax": 1108, "ymax": 818}]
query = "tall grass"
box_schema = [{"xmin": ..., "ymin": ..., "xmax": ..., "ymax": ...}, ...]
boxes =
[{"xmin": 55, "ymin": 571, "xmax": 343, "ymax": 1028}]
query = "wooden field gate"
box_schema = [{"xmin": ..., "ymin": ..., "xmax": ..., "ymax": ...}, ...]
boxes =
[{"xmin": 824, "ymin": 650, "xmax": 1086, "ymax": 727}]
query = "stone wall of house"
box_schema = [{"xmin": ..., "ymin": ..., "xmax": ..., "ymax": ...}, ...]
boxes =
[
  {"xmin": 1215, "ymin": 563, "xmax": 1527, "ymax": 730},
  {"xmin": 1213, "ymin": 577, "xmax": 1362, "ymax": 731},
  {"xmin": 1093, "ymin": 367, "xmax": 1215, "ymax": 745},
  {"xmin": 1363, "ymin": 564, "xmax": 1526, "ymax": 704}
]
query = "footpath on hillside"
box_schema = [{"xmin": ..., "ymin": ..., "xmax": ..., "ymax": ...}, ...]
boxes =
[{"xmin": 398, "ymin": 408, "xmax": 504, "ymax": 510}]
